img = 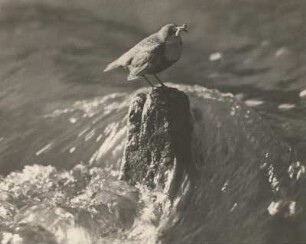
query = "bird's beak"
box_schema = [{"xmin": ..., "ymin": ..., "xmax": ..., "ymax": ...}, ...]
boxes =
[{"xmin": 175, "ymin": 24, "xmax": 188, "ymax": 36}]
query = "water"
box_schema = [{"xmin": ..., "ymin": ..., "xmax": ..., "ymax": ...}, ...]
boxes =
[
  {"xmin": 1, "ymin": 84, "xmax": 305, "ymax": 243},
  {"xmin": 0, "ymin": 0, "xmax": 305, "ymax": 243}
]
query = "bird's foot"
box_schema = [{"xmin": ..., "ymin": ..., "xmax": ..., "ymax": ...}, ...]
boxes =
[{"xmin": 157, "ymin": 81, "xmax": 166, "ymax": 87}]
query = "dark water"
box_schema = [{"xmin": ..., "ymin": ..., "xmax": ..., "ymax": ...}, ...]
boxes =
[{"xmin": 0, "ymin": 0, "xmax": 306, "ymax": 243}]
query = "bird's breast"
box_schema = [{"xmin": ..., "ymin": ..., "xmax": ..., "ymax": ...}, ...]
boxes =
[{"xmin": 164, "ymin": 36, "xmax": 182, "ymax": 62}]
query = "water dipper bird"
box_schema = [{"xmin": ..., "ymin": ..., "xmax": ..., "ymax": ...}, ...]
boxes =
[{"xmin": 103, "ymin": 23, "xmax": 187, "ymax": 87}]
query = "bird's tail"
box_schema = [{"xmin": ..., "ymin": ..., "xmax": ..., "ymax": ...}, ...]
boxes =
[{"xmin": 103, "ymin": 61, "xmax": 121, "ymax": 72}]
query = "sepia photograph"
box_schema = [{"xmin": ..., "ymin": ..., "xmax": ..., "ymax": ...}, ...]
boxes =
[{"xmin": 0, "ymin": 0, "xmax": 305, "ymax": 243}]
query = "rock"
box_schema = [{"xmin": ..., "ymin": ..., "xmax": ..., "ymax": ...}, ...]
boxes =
[{"xmin": 120, "ymin": 87, "xmax": 192, "ymax": 197}]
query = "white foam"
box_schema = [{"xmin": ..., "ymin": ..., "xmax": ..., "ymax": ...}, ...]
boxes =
[
  {"xmin": 299, "ymin": 89, "xmax": 306, "ymax": 98},
  {"xmin": 36, "ymin": 143, "xmax": 53, "ymax": 156},
  {"xmin": 1, "ymin": 232, "xmax": 13, "ymax": 244},
  {"xmin": 66, "ymin": 227, "xmax": 93, "ymax": 244},
  {"xmin": 221, "ymin": 180, "xmax": 229, "ymax": 192},
  {"xmin": 96, "ymin": 134, "xmax": 103, "ymax": 142},
  {"xmin": 69, "ymin": 117, "xmax": 77, "ymax": 124},
  {"xmin": 288, "ymin": 161, "xmax": 305, "ymax": 180},
  {"xmin": 98, "ymin": 127, "xmax": 126, "ymax": 159},
  {"xmin": 230, "ymin": 203, "xmax": 238, "ymax": 212},
  {"xmin": 275, "ymin": 47, "xmax": 288, "ymax": 57},
  {"xmin": 209, "ymin": 52, "xmax": 222, "ymax": 61},
  {"xmin": 0, "ymin": 206, "xmax": 8, "ymax": 219},
  {"xmin": 267, "ymin": 201, "xmax": 279, "ymax": 215},
  {"xmin": 289, "ymin": 201, "xmax": 296, "ymax": 216},
  {"xmin": 78, "ymin": 127, "xmax": 90, "ymax": 137},
  {"xmin": 278, "ymin": 103, "xmax": 296, "ymax": 110},
  {"xmin": 85, "ymin": 129, "xmax": 96, "ymax": 141},
  {"xmin": 244, "ymin": 99, "xmax": 264, "ymax": 107},
  {"xmin": 44, "ymin": 92, "xmax": 127, "ymax": 121},
  {"xmin": 267, "ymin": 164, "xmax": 279, "ymax": 192},
  {"xmin": 1, "ymin": 233, "xmax": 22, "ymax": 244},
  {"xmin": 267, "ymin": 200, "xmax": 296, "ymax": 217}
]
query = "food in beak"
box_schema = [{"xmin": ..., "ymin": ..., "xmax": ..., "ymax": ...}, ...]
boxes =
[
  {"xmin": 175, "ymin": 24, "xmax": 188, "ymax": 36},
  {"xmin": 181, "ymin": 24, "xmax": 188, "ymax": 32}
]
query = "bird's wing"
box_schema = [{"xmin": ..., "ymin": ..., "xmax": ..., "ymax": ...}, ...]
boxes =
[
  {"xmin": 128, "ymin": 35, "xmax": 164, "ymax": 76},
  {"xmin": 104, "ymin": 34, "xmax": 163, "ymax": 73},
  {"xmin": 103, "ymin": 51, "xmax": 133, "ymax": 72},
  {"xmin": 127, "ymin": 63, "xmax": 150, "ymax": 81}
]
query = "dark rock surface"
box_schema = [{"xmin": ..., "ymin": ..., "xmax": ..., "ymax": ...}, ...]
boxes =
[{"xmin": 120, "ymin": 87, "xmax": 192, "ymax": 198}]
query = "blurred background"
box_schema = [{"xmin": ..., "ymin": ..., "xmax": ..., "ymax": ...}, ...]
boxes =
[{"xmin": 0, "ymin": 0, "xmax": 305, "ymax": 174}]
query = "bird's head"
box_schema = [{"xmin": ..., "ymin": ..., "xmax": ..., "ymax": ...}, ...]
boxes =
[{"xmin": 158, "ymin": 23, "xmax": 188, "ymax": 40}]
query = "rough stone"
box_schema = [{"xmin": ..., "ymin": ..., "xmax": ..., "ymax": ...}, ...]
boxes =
[{"xmin": 120, "ymin": 87, "xmax": 192, "ymax": 197}]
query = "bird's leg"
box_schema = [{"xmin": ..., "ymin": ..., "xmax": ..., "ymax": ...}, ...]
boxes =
[
  {"xmin": 153, "ymin": 74, "xmax": 166, "ymax": 87},
  {"xmin": 142, "ymin": 75, "xmax": 155, "ymax": 87}
]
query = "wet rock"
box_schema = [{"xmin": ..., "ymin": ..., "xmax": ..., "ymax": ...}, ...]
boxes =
[{"xmin": 120, "ymin": 87, "xmax": 192, "ymax": 197}]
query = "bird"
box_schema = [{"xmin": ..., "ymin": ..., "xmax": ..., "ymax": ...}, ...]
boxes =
[{"xmin": 103, "ymin": 23, "xmax": 188, "ymax": 87}]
